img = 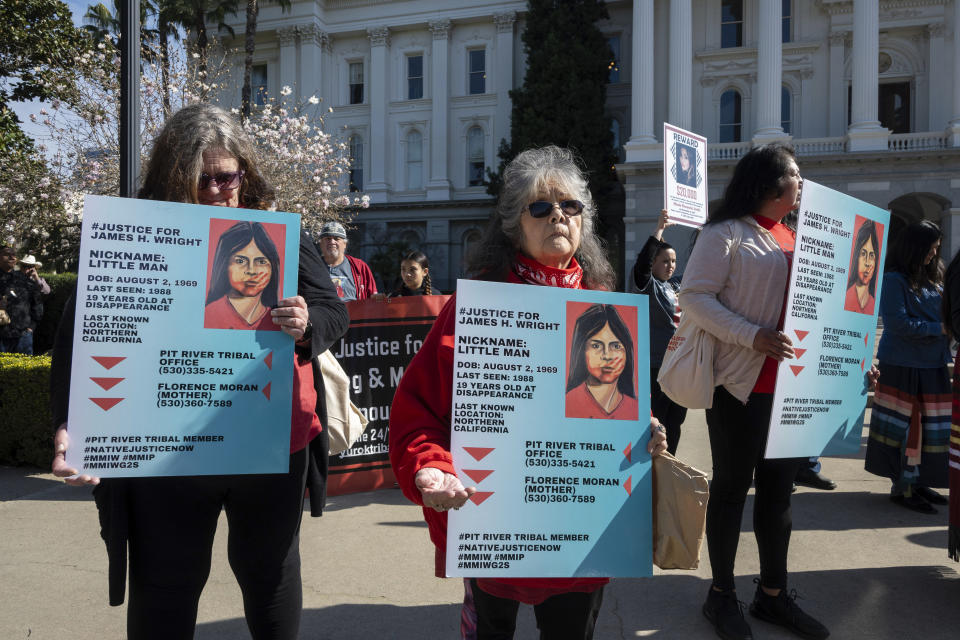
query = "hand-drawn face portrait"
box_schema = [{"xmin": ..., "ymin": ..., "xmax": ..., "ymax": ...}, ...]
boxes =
[
  {"xmin": 843, "ymin": 216, "xmax": 883, "ymax": 316},
  {"xmin": 565, "ymin": 303, "xmax": 639, "ymax": 420}
]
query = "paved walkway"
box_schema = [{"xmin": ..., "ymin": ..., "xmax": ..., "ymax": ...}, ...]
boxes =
[{"xmin": 2, "ymin": 407, "xmax": 958, "ymax": 639}]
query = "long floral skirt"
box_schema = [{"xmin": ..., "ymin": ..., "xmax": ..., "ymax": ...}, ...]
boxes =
[
  {"xmin": 949, "ymin": 352, "xmax": 960, "ymax": 560},
  {"xmin": 864, "ymin": 362, "xmax": 951, "ymax": 492}
]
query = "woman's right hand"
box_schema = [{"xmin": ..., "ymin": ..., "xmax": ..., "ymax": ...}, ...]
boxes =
[
  {"xmin": 752, "ymin": 328, "xmax": 794, "ymax": 361},
  {"xmin": 52, "ymin": 425, "xmax": 100, "ymax": 486},
  {"xmin": 415, "ymin": 467, "xmax": 476, "ymax": 512}
]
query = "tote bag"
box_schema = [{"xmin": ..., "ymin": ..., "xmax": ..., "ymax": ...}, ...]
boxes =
[
  {"xmin": 657, "ymin": 317, "xmax": 716, "ymax": 409},
  {"xmin": 318, "ymin": 349, "xmax": 369, "ymax": 455},
  {"xmin": 652, "ymin": 451, "xmax": 710, "ymax": 570}
]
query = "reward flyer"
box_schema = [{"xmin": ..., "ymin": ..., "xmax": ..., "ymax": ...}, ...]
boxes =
[
  {"xmin": 663, "ymin": 123, "xmax": 708, "ymax": 228},
  {"xmin": 446, "ymin": 280, "xmax": 652, "ymax": 578},
  {"xmin": 765, "ymin": 181, "xmax": 890, "ymax": 459},
  {"xmin": 65, "ymin": 195, "xmax": 300, "ymax": 477}
]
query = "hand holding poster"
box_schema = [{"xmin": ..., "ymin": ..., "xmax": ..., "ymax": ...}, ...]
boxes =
[
  {"xmin": 765, "ymin": 181, "xmax": 890, "ymax": 458},
  {"xmin": 446, "ymin": 280, "xmax": 652, "ymax": 578},
  {"xmin": 65, "ymin": 195, "xmax": 301, "ymax": 477},
  {"xmin": 663, "ymin": 123, "xmax": 708, "ymax": 228}
]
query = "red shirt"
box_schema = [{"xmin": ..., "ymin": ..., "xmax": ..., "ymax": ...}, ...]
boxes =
[
  {"xmin": 751, "ymin": 215, "xmax": 795, "ymax": 394},
  {"xmin": 565, "ymin": 382, "xmax": 639, "ymax": 421},
  {"xmin": 203, "ymin": 295, "xmax": 279, "ymax": 331}
]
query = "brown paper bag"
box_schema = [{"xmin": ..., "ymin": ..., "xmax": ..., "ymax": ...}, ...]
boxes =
[{"xmin": 652, "ymin": 451, "xmax": 709, "ymax": 570}]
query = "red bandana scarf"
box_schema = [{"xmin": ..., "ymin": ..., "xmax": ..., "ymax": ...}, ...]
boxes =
[{"xmin": 512, "ymin": 253, "xmax": 583, "ymax": 289}]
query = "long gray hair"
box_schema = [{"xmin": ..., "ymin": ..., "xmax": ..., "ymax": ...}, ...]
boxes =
[
  {"xmin": 139, "ymin": 103, "xmax": 274, "ymax": 209},
  {"xmin": 465, "ymin": 146, "xmax": 615, "ymax": 290}
]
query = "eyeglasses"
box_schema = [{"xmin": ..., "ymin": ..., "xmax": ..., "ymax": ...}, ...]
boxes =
[
  {"xmin": 198, "ymin": 170, "xmax": 245, "ymax": 191},
  {"xmin": 525, "ymin": 200, "xmax": 584, "ymax": 218}
]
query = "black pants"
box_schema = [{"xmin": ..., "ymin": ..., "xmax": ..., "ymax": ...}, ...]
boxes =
[
  {"xmin": 470, "ymin": 580, "xmax": 604, "ymax": 640},
  {"xmin": 651, "ymin": 367, "xmax": 688, "ymax": 455},
  {"xmin": 704, "ymin": 388, "xmax": 803, "ymax": 592},
  {"xmin": 125, "ymin": 448, "xmax": 308, "ymax": 640}
]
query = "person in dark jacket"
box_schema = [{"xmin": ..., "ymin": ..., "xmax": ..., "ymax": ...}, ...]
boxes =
[
  {"xmin": 50, "ymin": 103, "xmax": 348, "ymax": 640},
  {"xmin": 631, "ymin": 210, "xmax": 686, "ymax": 454},
  {"xmin": 0, "ymin": 245, "xmax": 43, "ymax": 354}
]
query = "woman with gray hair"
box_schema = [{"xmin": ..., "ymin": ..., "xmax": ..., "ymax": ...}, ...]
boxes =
[
  {"xmin": 50, "ymin": 103, "xmax": 348, "ymax": 639},
  {"xmin": 390, "ymin": 146, "xmax": 666, "ymax": 639}
]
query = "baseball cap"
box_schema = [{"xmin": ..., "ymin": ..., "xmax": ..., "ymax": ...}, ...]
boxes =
[{"xmin": 319, "ymin": 221, "xmax": 347, "ymax": 239}]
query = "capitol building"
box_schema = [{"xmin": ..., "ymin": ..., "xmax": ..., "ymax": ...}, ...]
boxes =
[{"xmin": 217, "ymin": 0, "xmax": 960, "ymax": 290}]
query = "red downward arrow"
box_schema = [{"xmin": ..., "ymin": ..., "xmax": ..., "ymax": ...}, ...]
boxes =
[
  {"xmin": 462, "ymin": 469, "xmax": 494, "ymax": 484},
  {"xmin": 262, "ymin": 382, "xmax": 272, "ymax": 401},
  {"xmin": 624, "ymin": 475, "xmax": 632, "ymax": 496},
  {"xmin": 92, "ymin": 356, "xmax": 126, "ymax": 370},
  {"xmin": 91, "ymin": 377, "xmax": 124, "ymax": 391},
  {"xmin": 464, "ymin": 447, "xmax": 495, "ymax": 461},
  {"xmin": 864, "ymin": 333, "xmax": 869, "ymax": 347},
  {"xmin": 789, "ymin": 365, "xmax": 805, "ymax": 376},
  {"xmin": 264, "ymin": 351, "xmax": 273, "ymax": 370},
  {"xmin": 623, "ymin": 441, "xmax": 632, "ymax": 463},
  {"xmin": 90, "ymin": 398, "xmax": 123, "ymax": 411},
  {"xmin": 794, "ymin": 330, "xmax": 809, "ymax": 342},
  {"xmin": 794, "ymin": 348, "xmax": 807, "ymax": 359},
  {"xmin": 469, "ymin": 491, "xmax": 494, "ymax": 506},
  {"xmin": 861, "ymin": 358, "xmax": 866, "ymax": 371}
]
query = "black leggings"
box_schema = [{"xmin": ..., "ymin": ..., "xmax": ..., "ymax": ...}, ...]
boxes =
[
  {"xmin": 125, "ymin": 448, "xmax": 308, "ymax": 640},
  {"xmin": 705, "ymin": 388, "xmax": 803, "ymax": 592},
  {"xmin": 470, "ymin": 580, "xmax": 604, "ymax": 640},
  {"xmin": 651, "ymin": 367, "xmax": 688, "ymax": 455}
]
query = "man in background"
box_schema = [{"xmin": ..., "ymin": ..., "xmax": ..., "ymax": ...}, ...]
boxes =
[
  {"xmin": 317, "ymin": 222, "xmax": 378, "ymax": 302},
  {"xmin": 0, "ymin": 246, "xmax": 43, "ymax": 354}
]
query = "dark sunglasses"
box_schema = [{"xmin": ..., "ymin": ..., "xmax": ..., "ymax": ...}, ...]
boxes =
[
  {"xmin": 198, "ymin": 169, "xmax": 245, "ymax": 191},
  {"xmin": 525, "ymin": 200, "xmax": 584, "ymax": 218}
]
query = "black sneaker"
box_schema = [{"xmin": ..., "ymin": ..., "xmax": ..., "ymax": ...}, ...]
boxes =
[
  {"xmin": 795, "ymin": 467, "xmax": 837, "ymax": 490},
  {"xmin": 703, "ymin": 587, "xmax": 753, "ymax": 640},
  {"xmin": 749, "ymin": 581, "xmax": 829, "ymax": 639}
]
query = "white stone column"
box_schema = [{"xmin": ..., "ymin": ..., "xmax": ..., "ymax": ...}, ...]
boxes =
[
  {"xmin": 753, "ymin": 0, "xmax": 785, "ymax": 142},
  {"xmin": 277, "ymin": 26, "xmax": 298, "ymax": 98},
  {"xmin": 427, "ymin": 19, "xmax": 451, "ymax": 200},
  {"xmin": 625, "ymin": 0, "xmax": 658, "ymax": 162},
  {"xmin": 298, "ymin": 24, "xmax": 326, "ymax": 102},
  {"xmin": 366, "ymin": 26, "xmax": 390, "ymax": 200},
  {"xmin": 493, "ymin": 12, "xmax": 516, "ymax": 150},
  {"xmin": 950, "ymin": 0, "xmax": 960, "ymax": 145},
  {"xmin": 847, "ymin": 0, "xmax": 888, "ymax": 151},
  {"xmin": 668, "ymin": 0, "xmax": 692, "ymax": 130},
  {"xmin": 828, "ymin": 31, "xmax": 848, "ymax": 137},
  {"xmin": 927, "ymin": 24, "xmax": 947, "ymax": 133}
]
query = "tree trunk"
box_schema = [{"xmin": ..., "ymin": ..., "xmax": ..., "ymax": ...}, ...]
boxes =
[
  {"xmin": 159, "ymin": 18, "xmax": 171, "ymax": 114},
  {"xmin": 194, "ymin": 7, "xmax": 208, "ymax": 75},
  {"xmin": 241, "ymin": 0, "xmax": 259, "ymax": 121}
]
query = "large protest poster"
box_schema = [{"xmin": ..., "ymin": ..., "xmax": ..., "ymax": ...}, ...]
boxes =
[
  {"xmin": 328, "ymin": 295, "xmax": 450, "ymax": 495},
  {"xmin": 766, "ymin": 180, "xmax": 890, "ymax": 459},
  {"xmin": 66, "ymin": 195, "xmax": 300, "ymax": 477},
  {"xmin": 446, "ymin": 280, "xmax": 652, "ymax": 578},
  {"xmin": 663, "ymin": 123, "xmax": 708, "ymax": 228}
]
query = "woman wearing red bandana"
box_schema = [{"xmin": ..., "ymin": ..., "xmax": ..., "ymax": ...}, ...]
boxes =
[{"xmin": 389, "ymin": 146, "xmax": 667, "ymax": 640}]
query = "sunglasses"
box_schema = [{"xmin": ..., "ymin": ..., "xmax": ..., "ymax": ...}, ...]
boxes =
[
  {"xmin": 525, "ymin": 200, "xmax": 584, "ymax": 218},
  {"xmin": 198, "ymin": 170, "xmax": 245, "ymax": 191}
]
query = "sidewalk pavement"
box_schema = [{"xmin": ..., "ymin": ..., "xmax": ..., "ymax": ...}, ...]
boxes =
[{"xmin": 2, "ymin": 407, "xmax": 958, "ymax": 639}]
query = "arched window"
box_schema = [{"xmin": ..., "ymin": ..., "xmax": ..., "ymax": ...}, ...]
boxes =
[
  {"xmin": 781, "ymin": 86, "xmax": 792, "ymax": 135},
  {"xmin": 406, "ymin": 130, "xmax": 423, "ymax": 190},
  {"xmin": 467, "ymin": 126, "xmax": 485, "ymax": 187},
  {"xmin": 349, "ymin": 135, "xmax": 363, "ymax": 192},
  {"xmin": 719, "ymin": 90, "xmax": 742, "ymax": 142},
  {"xmin": 462, "ymin": 229, "xmax": 482, "ymax": 265}
]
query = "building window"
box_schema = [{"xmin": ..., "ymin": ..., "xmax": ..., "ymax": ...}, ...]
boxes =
[
  {"xmin": 251, "ymin": 64, "xmax": 268, "ymax": 107},
  {"xmin": 611, "ymin": 119, "xmax": 623, "ymax": 162},
  {"xmin": 879, "ymin": 82, "xmax": 911, "ymax": 133},
  {"xmin": 721, "ymin": 0, "xmax": 743, "ymax": 48},
  {"xmin": 349, "ymin": 62, "xmax": 364, "ymax": 104},
  {"xmin": 406, "ymin": 130, "xmax": 423, "ymax": 190},
  {"xmin": 781, "ymin": 86, "xmax": 792, "ymax": 135},
  {"xmin": 407, "ymin": 55, "xmax": 423, "ymax": 100},
  {"xmin": 467, "ymin": 126, "xmax": 485, "ymax": 186},
  {"xmin": 719, "ymin": 90, "xmax": 742, "ymax": 142},
  {"xmin": 469, "ymin": 49, "xmax": 486, "ymax": 95},
  {"xmin": 607, "ymin": 35, "xmax": 621, "ymax": 84},
  {"xmin": 782, "ymin": 0, "xmax": 793, "ymax": 43},
  {"xmin": 349, "ymin": 135, "xmax": 363, "ymax": 192}
]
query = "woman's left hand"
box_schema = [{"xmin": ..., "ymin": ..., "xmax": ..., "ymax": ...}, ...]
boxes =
[
  {"xmin": 866, "ymin": 364, "xmax": 880, "ymax": 391},
  {"xmin": 648, "ymin": 418, "xmax": 668, "ymax": 457},
  {"xmin": 271, "ymin": 296, "xmax": 310, "ymax": 341}
]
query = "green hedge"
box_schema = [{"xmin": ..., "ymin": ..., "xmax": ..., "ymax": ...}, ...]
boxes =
[
  {"xmin": 34, "ymin": 272, "xmax": 77, "ymax": 354},
  {"xmin": 0, "ymin": 353, "xmax": 53, "ymax": 467}
]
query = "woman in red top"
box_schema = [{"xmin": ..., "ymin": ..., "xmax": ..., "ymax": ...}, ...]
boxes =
[{"xmin": 390, "ymin": 146, "xmax": 667, "ymax": 640}]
